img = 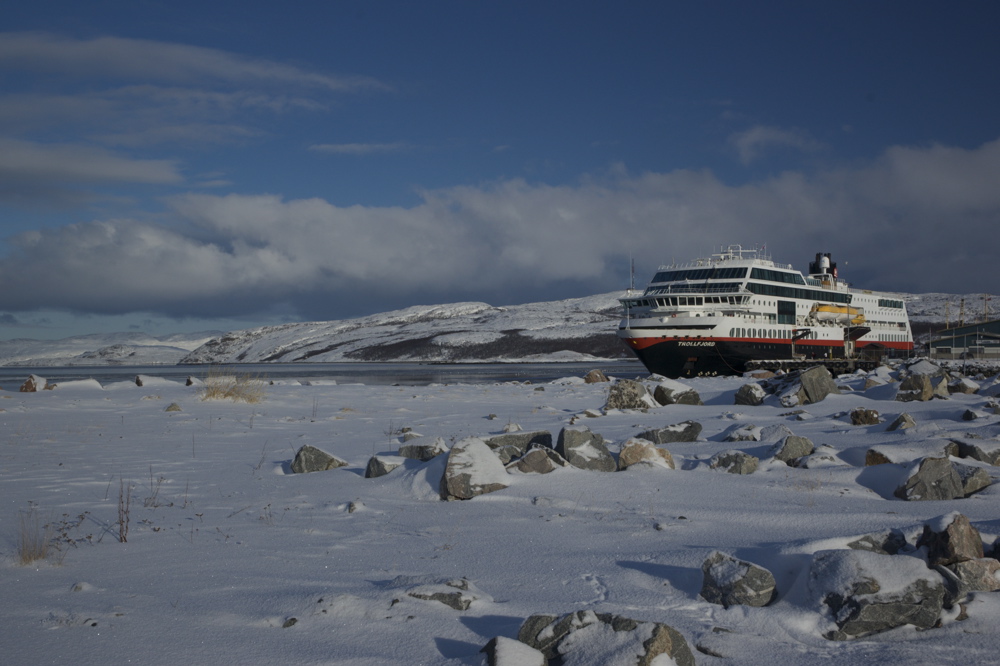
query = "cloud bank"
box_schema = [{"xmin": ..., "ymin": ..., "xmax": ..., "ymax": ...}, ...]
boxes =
[{"xmin": 1, "ymin": 138, "xmax": 998, "ymax": 320}]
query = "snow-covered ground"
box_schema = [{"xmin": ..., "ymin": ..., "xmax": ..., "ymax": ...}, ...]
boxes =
[{"xmin": 3, "ymin": 364, "xmax": 1000, "ymax": 664}]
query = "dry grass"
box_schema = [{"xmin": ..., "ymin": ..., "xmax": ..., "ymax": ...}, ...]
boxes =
[
  {"xmin": 200, "ymin": 367, "xmax": 266, "ymax": 403},
  {"xmin": 17, "ymin": 506, "xmax": 52, "ymax": 565}
]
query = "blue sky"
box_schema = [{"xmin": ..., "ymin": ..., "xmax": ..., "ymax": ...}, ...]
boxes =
[{"xmin": 1, "ymin": 1, "xmax": 999, "ymax": 339}]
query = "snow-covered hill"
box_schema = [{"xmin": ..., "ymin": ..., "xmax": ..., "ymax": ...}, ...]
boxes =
[
  {"xmin": 0, "ymin": 331, "xmax": 222, "ymax": 367},
  {"xmin": 1, "ymin": 290, "xmax": 995, "ymax": 367},
  {"xmin": 179, "ymin": 293, "xmax": 624, "ymax": 365}
]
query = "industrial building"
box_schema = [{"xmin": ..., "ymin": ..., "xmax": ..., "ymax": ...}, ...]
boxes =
[{"xmin": 929, "ymin": 318, "xmax": 1000, "ymax": 360}]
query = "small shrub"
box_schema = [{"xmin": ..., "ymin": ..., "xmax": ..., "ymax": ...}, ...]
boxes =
[
  {"xmin": 16, "ymin": 505, "xmax": 52, "ymax": 565},
  {"xmin": 200, "ymin": 367, "xmax": 266, "ymax": 404}
]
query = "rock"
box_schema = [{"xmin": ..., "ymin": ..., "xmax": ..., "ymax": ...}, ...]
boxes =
[
  {"xmin": 19, "ymin": 374, "xmax": 46, "ymax": 392},
  {"xmin": 483, "ymin": 430, "xmax": 552, "ymax": 464},
  {"xmin": 636, "ymin": 420, "xmax": 702, "ymax": 444},
  {"xmin": 906, "ymin": 359, "xmax": 946, "ymax": 377},
  {"xmin": 809, "ymin": 549, "xmax": 946, "ymax": 640},
  {"xmin": 401, "ymin": 430, "xmax": 423, "ymax": 442},
  {"xmin": 953, "ymin": 462, "xmax": 992, "ymax": 497},
  {"xmin": 510, "ymin": 446, "xmax": 568, "ymax": 474},
  {"xmin": 653, "ymin": 381, "xmax": 702, "ymax": 406},
  {"xmin": 517, "ymin": 611, "xmax": 695, "ymax": 666},
  {"xmin": 864, "ymin": 449, "xmax": 892, "ymax": 466},
  {"xmin": 700, "ymin": 551, "xmax": 777, "ymax": 608},
  {"xmin": 850, "ymin": 408, "xmax": 880, "ymax": 426},
  {"xmin": 290, "ymin": 445, "xmax": 348, "ymax": 474},
  {"xmin": 896, "ymin": 374, "xmax": 950, "ymax": 402},
  {"xmin": 798, "ymin": 366, "xmax": 841, "ymax": 404},
  {"xmin": 398, "ymin": 437, "xmax": 449, "ymax": 461},
  {"xmin": 949, "ymin": 377, "xmax": 980, "ymax": 394},
  {"xmin": 406, "ymin": 578, "xmax": 484, "ymax": 610},
  {"xmin": 760, "ymin": 423, "xmax": 794, "ymax": 441},
  {"xmin": 886, "ymin": 413, "xmax": 916, "ymax": 431},
  {"xmin": 724, "ymin": 424, "xmax": 761, "ymax": 442},
  {"xmin": 947, "ymin": 558, "xmax": 1000, "ymax": 594},
  {"xmin": 793, "ymin": 445, "xmax": 844, "ymax": 469},
  {"xmin": 364, "ymin": 455, "xmax": 405, "ymax": 478},
  {"xmin": 917, "ymin": 513, "xmax": 984, "ymax": 566},
  {"xmin": 583, "ymin": 369, "xmax": 609, "ymax": 384},
  {"xmin": 555, "ymin": 426, "xmax": 616, "ymax": 472},
  {"xmin": 440, "ymin": 437, "xmax": 510, "ymax": 500},
  {"xmin": 847, "ymin": 530, "xmax": 907, "ymax": 555},
  {"xmin": 480, "ymin": 636, "xmax": 546, "ymax": 666},
  {"xmin": 618, "ymin": 438, "xmax": 675, "ymax": 470},
  {"xmin": 164, "ymin": 402, "xmax": 182, "ymax": 412},
  {"xmin": 771, "ymin": 435, "xmax": 815, "ymax": 464},
  {"xmin": 962, "ymin": 408, "xmax": 988, "ymax": 421},
  {"xmin": 710, "ymin": 450, "xmax": 758, "ymax": 474},
  {"xmin": 947, "ymin": 439, "xmax": 1000, "ymax": 466},
  {"xmin": 894, "ymin": 456, "xmax": 964, "ymax": 501},
  {"xmin": 604, "ymin": 379, "xmax": 657, "ymax": 411},
  {"xmin": 734, "ymin": 383, "xmax": 767, "ymax": 406}
]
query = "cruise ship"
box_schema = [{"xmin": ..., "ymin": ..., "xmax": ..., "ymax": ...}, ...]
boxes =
[{"xmin": 617, "ymin": 245, "xmax": 913, "ymax": 378}]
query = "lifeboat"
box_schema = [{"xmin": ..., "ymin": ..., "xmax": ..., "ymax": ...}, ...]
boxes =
[{"xmin": 810, "ymin": 304, "xmax": 865, "ymax": 325}]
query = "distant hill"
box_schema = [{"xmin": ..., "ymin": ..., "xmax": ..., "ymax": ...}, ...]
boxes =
[{"xmin": 1, "ymin": 291, "xmax": 995, "ymax": 366}]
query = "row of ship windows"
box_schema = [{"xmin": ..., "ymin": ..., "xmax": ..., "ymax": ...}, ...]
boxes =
[{"xmin": 729, "ymin": 329, "xmax": 908, "ymax": 342}]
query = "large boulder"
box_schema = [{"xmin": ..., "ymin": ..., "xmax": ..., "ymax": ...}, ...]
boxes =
[
  {"xmin": 850, "ymin": 408, "xmax": 880, "ymax": 426},
  {"xmin": 809, "ymin": 549, "xmax": 946, "ymax": 640},
  {"xmin": 364, "ymin": 455, "xmax": 405, "ymax": 478},
  {"xmin": 517, "ymin": 611, "xmax": 695, "ymax": 666},
  {"xmin": 652, "ymin": 380, "xmax": 702, "ymax": 406},
  {"xmin": 700, "ymin": 551, "xmax": 777, "ymax": 608},
  {"xmin": 398, "ymin": 437, "xmax": 449, "ymax": 461},
  {"xmin": 771, "ymin": 435, "xmax": 815, "ymax": 464},
  {"xmin": 949, "ymin": 377, "xmax": 980, "ymax": 394},
  {"xmin": 953, "ymin": 462, "xmax": 992, "ymax": 497},
  {"xmin": 847, "ymin": 530, "xmax": 907, "ymax": 555},
  {"xmin": 724, "ymin": 424, "xmax": 761, "ymax": 442},
  {"xmin": 405, "ymin": 577, "xmax": 486, "ymax": 611},
  {"xmin": 917, "ymin": 513, "xmax": 984, "ymax": 566},
  {"xmin": 583, "ymin": 369, "xmax": 609, "ymax": 384},
  {"xmin": 894, "ymin": 457, "xmax": 964, "ymax": 501},
  {"xmin": 291, "ymin": 445, "xmax": 348, "ymax": 474},
  {"xmin": 773, "ymin": 365, "xmax": 842, "ymax": 407},
  {"xmin": 556, "ymin": 426, "xmax": 616, "ymax": 472},
  {"xmin": 734, "ymin": 382, "xmax": 767, "ymax": 406},
  {"xmin": 946, "ymin": 439, "xmax": 1000, "ymax": 465},
  {"xmin": 636, "ymin": 420, "xmax": 702, "ymax": 444},
  {"xmin": 483, "ymin": 430, "xmax": 552, "ymax": 464},
  {"xmin": 439, "ymin": 437, "xmax": 510, "ymax": 500},
  {"xmin": 618, "ymin": 438, "xmax": 675, "ymax": 470},
  {"xmin": 604, "ymin": 379, "xmax": 657, "ymax": 411},
  {"xmin": 886, "ymin": 413, "xmax": 916, "ymax": 431},
  {"xmin": 510, "ymin": 446, "xmax": 568, "ymax": 474},
  {"xmin": 709, "ymin": 450, "xmax": 758, "ymax": 474},
  {"xmin": 896, "ymin": 374, "xmax": 950, "ymax": 402},
  {"xmin": 19, "ymin": 374, "xmax": 46, "ymax": 392},
  {"xmin": 480, "ymin": 636, "xmax": 546, "ymax": 666}
]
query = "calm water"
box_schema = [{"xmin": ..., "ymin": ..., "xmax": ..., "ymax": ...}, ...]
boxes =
[{"xmin": 0, "ymin": 361, "xmax": 644, "ymax": 392}]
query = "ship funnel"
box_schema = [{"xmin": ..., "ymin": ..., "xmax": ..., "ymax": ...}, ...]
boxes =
[{"xmin": 808, "ymin": 252, "xmax": 837, "ymax": 277}]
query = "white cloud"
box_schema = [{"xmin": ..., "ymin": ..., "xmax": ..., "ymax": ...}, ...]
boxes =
[
  {"xmin": 309, "ymin": 142, "xmax": 412, "ymax": 155},
  {"xmin": 0, "ymin": 138, "xmax": 997, "ymax": 318},
  {"xmin": 0, "ymin": 138, "xmax": 182, "ymax": 184},
  {"xmin": 0, "ymin": 32, "xmax": 387, "ymax": 92},
  {"xmin": 729, "ymin": 125, "xmax": 824, "ymax": 165}
]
